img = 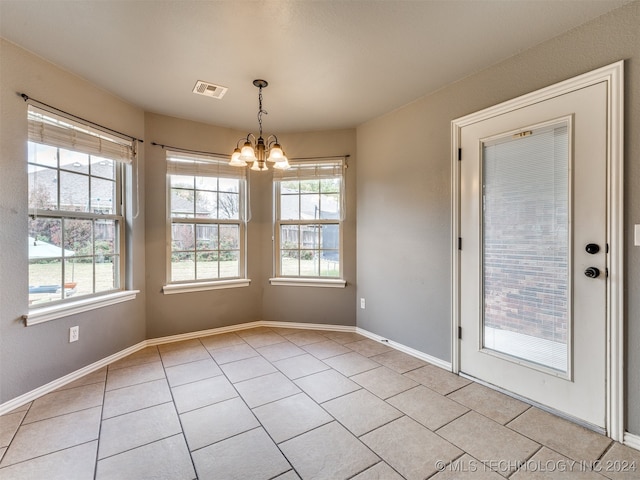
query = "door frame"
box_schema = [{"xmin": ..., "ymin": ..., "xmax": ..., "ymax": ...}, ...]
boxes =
[{"xmin": 451, "ymin": 61, "xmax": 624, "ymax": 441}]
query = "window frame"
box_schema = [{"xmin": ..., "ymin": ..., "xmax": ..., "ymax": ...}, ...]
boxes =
[
  {"xmin": 271, "ymin": 158, "xmax": 346, "ymax": 287},
  {"xmin": 163, "ymin": 151, "xmax": 250, "ymax": 293},
  {"xmin": 24, "ymin": 104, "xmax": 138, "ymax": 324}
]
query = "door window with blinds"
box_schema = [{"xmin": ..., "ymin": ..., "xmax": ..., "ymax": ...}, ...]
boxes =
[
  {"xmin": 482, "ymin": 120, "xmax": 570, "ymax": 372},
  {"xmin": 27, "ymin": 105, "xmax": 132, "ymax": 306},
  {"xmin": 274, "ymin": 158, "xmax": 345, "ymax": 278},
  {"xmin": 167, "ymin": 151, "xmax": 247, "ymax": 282}
]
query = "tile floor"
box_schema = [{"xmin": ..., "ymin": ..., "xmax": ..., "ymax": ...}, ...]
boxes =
[{"xmin": 0, "ymin": 326, "xmax": 639, "ymax": 479}]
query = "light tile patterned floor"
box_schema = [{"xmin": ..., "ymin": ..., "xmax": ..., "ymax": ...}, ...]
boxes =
[{"xmin": 1, "ymin": 326, "xmax": 639, "ymax": 479}]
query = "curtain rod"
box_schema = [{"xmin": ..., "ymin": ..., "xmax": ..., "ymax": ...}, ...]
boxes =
[
  {"xmin": 19, "ymin": 93, "xmax": 144, "ymax": 144},
  {"xmin": 152, "ymin": 141, "xmax": 349, "ymax": 161},
  {"xmin": 151, "ymin": 142, "xmax": 227, "ymax": 158}
]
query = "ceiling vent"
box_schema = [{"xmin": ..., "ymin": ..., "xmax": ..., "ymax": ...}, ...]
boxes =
[{"xmin": 192, "ymin": 80, "xmax": 228, "ymax": 99}]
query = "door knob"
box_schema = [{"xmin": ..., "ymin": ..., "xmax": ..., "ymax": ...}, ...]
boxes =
[
  {"xmin": 584, "ymin": 267, "xmax": 600, "ymax": 278},
  {"xmin": 585, "ymin": 243, "xmax": 600, "ymax": 254}
]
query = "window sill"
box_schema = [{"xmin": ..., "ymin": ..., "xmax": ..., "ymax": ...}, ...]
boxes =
[
  {"xmin": 162, "ymin": 279, "xmax": 251, "ymax": 295},
  {"xmin": 269, "ymin": 278, "xmax": 346, "ymax": 288},
  {"xmin": 24, "ymin": 290, "xmax": 140, "ymax": 326}
]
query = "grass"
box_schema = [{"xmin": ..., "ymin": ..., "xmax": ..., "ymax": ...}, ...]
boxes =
[{"xmin": 29, "ymin": 262, "xmax": 116, "ymax": 304}]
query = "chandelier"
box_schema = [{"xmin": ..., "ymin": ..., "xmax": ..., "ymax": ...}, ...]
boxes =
[{"xmin": 229, "ymin": 79, "xmax": 290, "ymax": 171}]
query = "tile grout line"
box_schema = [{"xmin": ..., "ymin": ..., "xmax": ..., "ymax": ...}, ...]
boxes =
[
  {"xmin": 211, "ymin": 332, "xmax": 302, "ymax": 479},
  {"xmin": 160, "ymin": 340, "xmax": 200, "ymax": 479},
  {"xmin": 93, "ymin": 371, "xmax": 108, "ymax": 480}
]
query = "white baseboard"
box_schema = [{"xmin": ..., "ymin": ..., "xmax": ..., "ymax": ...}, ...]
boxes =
[
  {"xmin": 356, "ymin": 327, "xmax": 452, "ymax": 371},
  {"xmin": 624, "ymin": 432, "xmax": 640, "ymax": 451},
  {"xmin": 0, "ymin": 320, "xmax": 449, "ymax": 416},
  {"xmin": 0, "ymin": 341, "xmax": 147, "ymax": 416}
]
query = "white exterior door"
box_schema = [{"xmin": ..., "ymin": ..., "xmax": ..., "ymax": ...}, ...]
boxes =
[{"xmin": 458, "ymin": 81, "xmax": 608, "ymax": 429}]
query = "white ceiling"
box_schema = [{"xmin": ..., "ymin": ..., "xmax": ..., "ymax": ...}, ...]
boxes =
[{"xmin": 0, "ymin": 0, "xmax": 631, "ymax": 133}]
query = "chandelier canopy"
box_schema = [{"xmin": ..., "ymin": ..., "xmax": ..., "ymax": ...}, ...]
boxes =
[{"xmin": 229, "ymin": 79, "xmax": 290, "ymax": 171}]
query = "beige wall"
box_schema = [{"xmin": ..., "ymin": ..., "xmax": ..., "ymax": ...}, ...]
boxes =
[
  {"xmin": 356, "ymin": 1, "xmax": 640, "ymax": 434},
  {"xmin": 0, "ymin": 39, "xmax": 147, "ymax": 403}
]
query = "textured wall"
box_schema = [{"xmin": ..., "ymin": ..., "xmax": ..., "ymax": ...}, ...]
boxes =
[{"xmin": 356, "ymin": 2, "xmax": 640, "ymax": 434}]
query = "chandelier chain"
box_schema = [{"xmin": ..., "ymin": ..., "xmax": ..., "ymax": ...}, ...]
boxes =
[{"xmin": 257, "ymin": 86, "xmax": 267, "ymax": 138}]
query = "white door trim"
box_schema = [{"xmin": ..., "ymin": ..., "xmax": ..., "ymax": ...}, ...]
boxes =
[{"xmin": 451, "ymin": 61, "xmax": 624, "ymax": 441}]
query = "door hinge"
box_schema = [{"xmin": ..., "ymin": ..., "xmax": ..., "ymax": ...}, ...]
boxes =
[
  {"xmin": 458, "ymin": 148, "xmax": 462, "ymax": 161},
  {"xmin": 606, "ymin": 267, "xmax": 609, "ymax": 277},
  {"xmin": 458, "ymin": 237, "xmax": 462, "ymax": 250},
  {"xmin": 458, "ymin": 326, "xmax": 462, "ymax": 339}
]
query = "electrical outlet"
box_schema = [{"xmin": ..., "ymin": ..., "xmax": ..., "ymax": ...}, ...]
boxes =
[
  {"xmin": 360, "ymin": 298, "xmax": 366, "ymax": 309},
  {"xmin": 69, "ymin": 326, "xmax": 79, "ymax": 343}
]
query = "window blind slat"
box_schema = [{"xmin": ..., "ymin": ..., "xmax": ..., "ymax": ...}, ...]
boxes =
[
  {"xmin": 27, "ymin": 106, "xmax": 134, "ymax": 164},
  {"xmin": 167, "ymin": 151, "xmax": 247, "ymax": 179},
  {"xmin": 273, "ymin": 159, "xmax": 345, "ymax": 181}
]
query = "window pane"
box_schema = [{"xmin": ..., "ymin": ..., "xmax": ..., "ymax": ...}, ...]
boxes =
[
  {"xmin": 219, "ymin": 178, "xmax": 239, "ymax": 193},
  {"xmin": 320, "ymin": 178, "xmax": 340, "ymax": 193},
  {"xmin": 300, "ymin": 194, "xmax": 320, "ymax": 220},
  {"xmin": 172, "ymin": 252, "xmax": 195, "ymax": 281},
  {"xmin": 195, "ymin": 176, "xmax": 217, "ymax": 191},
  {"xmin": 195, "ymin": 191, "xmax": 217, "ymax": 218},
  {"xmin": 281, "ymin": 251, "xmax": 299, "ymax": 276},
  {"xmin": 95, "ymin": 219, "xmax": 116, "ymax": 254},
  {"xmin": 320, "ymin": 193, "xmax": 340, "ymax": 219},
  {"xmin": 60, "ymin": 149, "xmax": 89, "ymax": 174},
  {"xmin": 29, "ymin": 218, "xmax": 63, "ymax": 257},
  {"xmin": 172, "ymin": 223, "xmax": 195, "ymax": 251},
  {"xmin": 30, "ymin": 143, "xmax": 58, "ymax": 168},
  {"xmin": 218, "ymin": 192, "xmax": 239, "ymax": 219},
  {"xmin": 301, "ymin": 224, "xmax": 320, "ymax": 249},
  {"xmin": 320, "ymin": 251, "xmax": 340, "ymax": 277},
  {"xmin": 91, "ymin": 177, "xmax": 115, "ymax": 214},
  {"xmin": 196, "ymin": 252, "xmax": 218, "ymax": 280},
  {"xmin": 196, "ymin": 224, "xmax": 218, "ymax": 250},
  {"xmin": 300, "ymin": 179, "xmax": 319, "ymax": 192},
  {"xmin": 171, "ymin": 188, "xmax": 195, "ymax": 218},
  {"xmin": 64, "ymin": 257, "xmax": 83, "ymax": 297},
  {"xmin": 60, "ymin": 171, "xmax": 89, "ymax": 212},
  {"xmin": 220, "ymin": 224, "xmax": 239, "ymax": 249},
  {"xmin": 64, "ymin": 219, "xmax": 93, "ymax": 257},
  {"xmin": 220, "ymin": 251, "xmax": 240, "ymax": 278},
  {"xmin": 300, "ymin": 250, "xmax": 319, "ymax": 276},
  {"xmin": 281, "ymin": 180, "xmax": 299, "ymax": 193},
  {"xmin": 280, "ymin": 195, "xmax": 299, "ymax": 220},
  {"xmin": 96, "ymin": 255, "xmax": 117, "ymax": 293},
  {"xmin": 90, "ymin": 156, "xmax": 115, "ymax": 180},
  {"xmin": 320, "ymin": 224, "xmax": 339, "ymax": 249},
  {"xmin": 29, "ymin": 165, "xmax": 58, "ymax": 210},
  {"xmin": 29, "ymin": 258, "xmax": 63, "ymax": 304},
  {"xmin": 281, "ymin": 225, "xmax": 299, "ymax": 249},
  {"xmin": 171, "ymin": 175, "xmax": 194, "ymax": 188}
]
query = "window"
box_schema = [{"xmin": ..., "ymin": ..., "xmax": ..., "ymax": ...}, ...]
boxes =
[
  {"xmin": 273, "ymin": 158, "xmax": 345, "ymax": 282},
  {"xmin": 166, "ymin": 151, "xmax": 247, "ymax": 286},
  {"xmin": 27, "ymin": 105, "xmax": 133, "ymax": 306}
]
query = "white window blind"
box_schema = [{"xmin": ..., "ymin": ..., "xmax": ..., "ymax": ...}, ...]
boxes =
[
  {"xmin": 482, "ymin": 122, "xmax": 569, "ymax": 372},
  {"xmin": 273, "ymin": 158, "xmax": 344, "ymax": 181},
  {"xmin": 167, "ymin": 150, "xmax": 248, "ymax": 179},
  {"xmin": 27, "ymin": 105, "xmax": 134, "ymax": 164}
]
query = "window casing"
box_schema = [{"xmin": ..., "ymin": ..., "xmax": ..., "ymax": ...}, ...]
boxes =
[
  {"xmin": 27, "ymin": 105, "xmax": 132, "ymax": 307},
  {"xmin": 274, "ymin": 159, "xmax": 345, "ymax": 279},
  {"xmin": 167, "ymin": 151, "xmax": 247, "ymax": 284}
]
